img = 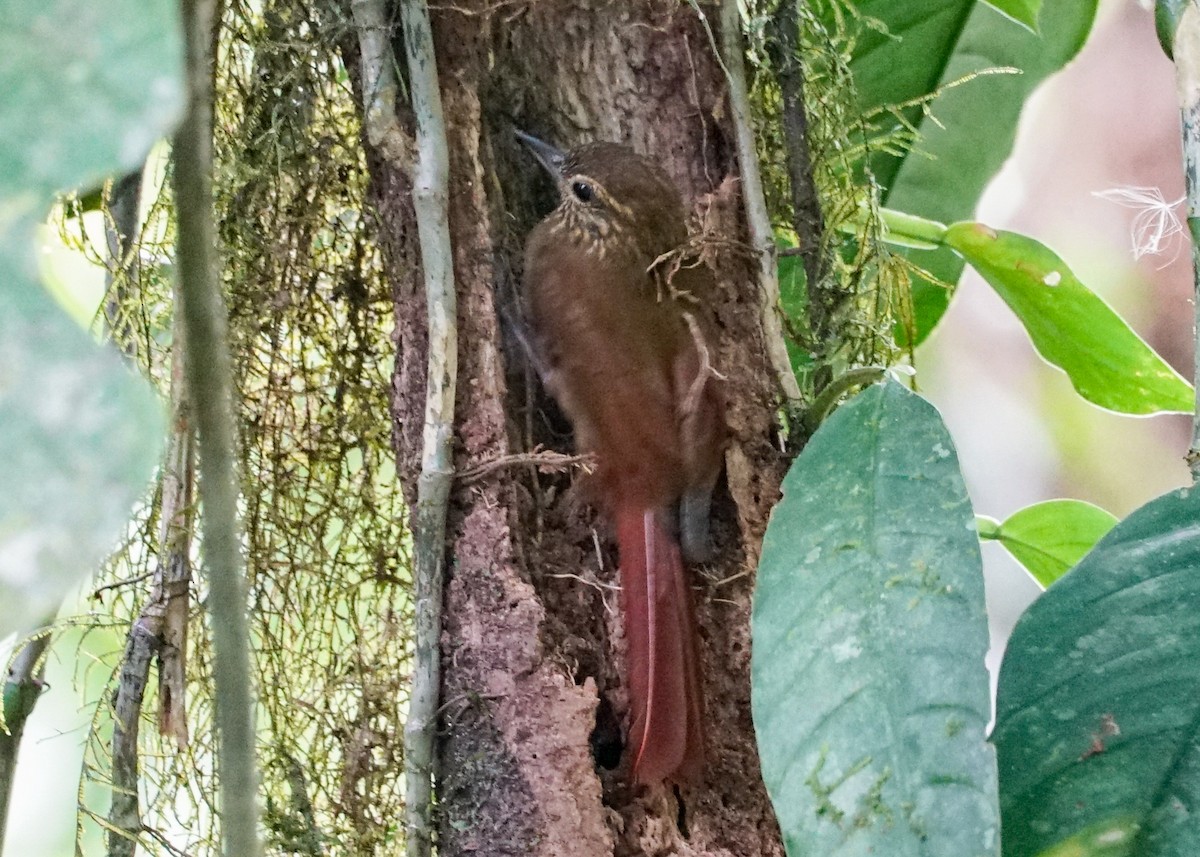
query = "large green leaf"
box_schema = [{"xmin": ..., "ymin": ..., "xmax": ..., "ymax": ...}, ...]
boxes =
[
  {"xmin": 977, "ymin": 500, "xmax": 1118, "ymax": 588},
  {"xmin": 993, "ymin": 485, "xmax": 1200, "ymax": 857},
  {"xmin": 753, "ymin": 380, "xmax": 998, "ymax": 857},
  {"xmin": 0, "ymin": 1, "xmax": 182, "ymax": 195},
  {"xmin": 832, "ymin": 0, "xmax": 1098, "ymax": 343},
  {"xmin": 945, "ymin": 223, "xmax": 1193, "ymax": 415},
  {"xmin": 0, "ymin": 0, "xmax": 181, "ymax": 632}
]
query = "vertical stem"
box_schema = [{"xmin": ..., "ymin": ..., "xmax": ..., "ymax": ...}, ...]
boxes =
[
  {"xmin": 107, "ymin": 323, "xmax": 195, "ymax": 857},
  {"xmin": 1174, "ymin": 3, "xmax": 1200, "ymax": 481},
  {"xmin": 0, "ymin": 629, "xmax": 51, "ymax": 845},
  {"xmin": 767, "ymin": 0, "xmax": 826, "ymax": 327},
  {"xmin": 714, "ymin": 0, "xmax": 803, "ymax": 406},
  {"xmin": 395, "ymin": 2, "xmax": 458, "ymax": 856},
  {"xmin": 174, "ymin": 1, "xmax": 262, "ymax": 856}
]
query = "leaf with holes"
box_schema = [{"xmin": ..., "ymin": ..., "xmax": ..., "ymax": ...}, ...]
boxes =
[{"xmin": 946, "ymin": 223, "xmax": 1192, "ymax": 415}]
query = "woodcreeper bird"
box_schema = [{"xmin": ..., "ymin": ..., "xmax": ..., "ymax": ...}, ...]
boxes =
[{"xmin": 518, "ymin": 131, "xmax": 726, "ymax": 784}]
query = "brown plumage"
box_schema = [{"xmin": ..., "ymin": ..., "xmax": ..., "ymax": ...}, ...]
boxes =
[{"xmin": 519, "ymin": 134, "xmax": 725, "ymax": 784}]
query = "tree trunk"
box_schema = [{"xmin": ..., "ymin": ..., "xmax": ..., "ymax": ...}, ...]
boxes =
[{"xmin": 356, "ymin": 3, "xmax": 788, "ymax": 853}]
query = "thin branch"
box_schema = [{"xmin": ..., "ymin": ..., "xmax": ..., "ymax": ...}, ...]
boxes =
[
  {"xmin": 153, "ymin": 343, "xmax": 195, "ymax": 751},
  {"xmin": 352, "ymin": 2, "xmax": 458, "ymax": 855},
  {"xmin": 709, "ymin": 0, "xmax": 803, "ymax": 405},
  {"xmin": 105, "ymin": 124, "xmax": 197, "ymax": 857},
  {"xmin": 108, "ymin": 336, "xmax": 197, "ymax": 857},
  {"xmin": 174, "ymin": 1, "xmax": 262, "ymax": 856},
  {"xmin": 457, "ymin": 450, "xmax": 594, "ymax": 484},
  {"xmin": 351, "ymin": 0, "xmax": 414, "ymax": 163},
  {"xmin": 767, "ymin": 1, "xmax": 827, "ymax": 321},
  {"xmin": 91, "ymin": 571, "xmax": 156, "ymax": 599},
  {"xmin": 1174, "ymin": 4, "xmax": 1200, "ymax": 481},
  {"xmin": 108, "ymin": 619, "xmax": 157, "ymax": 857}
]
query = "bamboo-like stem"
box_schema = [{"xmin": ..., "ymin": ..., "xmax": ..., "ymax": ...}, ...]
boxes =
[
  {"xmin": 1174, "ymin": 3, "xmax": 1200, "ymax": 481},
  {"xmin": 351, "ymin": 1, "xmax": 459, "ymax": 855},
  {"xmin": 714, "ymin": 0, "xmax": 803, "ymax": 405},
  {"xmin": 174, "ymin": 2, "xmax": 262, "ymax": 856}
]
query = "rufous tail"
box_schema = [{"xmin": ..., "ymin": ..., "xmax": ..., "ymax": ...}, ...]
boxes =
[{"xmin": 616, "ymin": 504, "xmax": 704, "ymax": 784}]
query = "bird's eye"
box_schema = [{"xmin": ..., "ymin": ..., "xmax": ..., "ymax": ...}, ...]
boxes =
[{"xmin": 571, "ymin": 181, "xmax": 594, "ymax": 203}]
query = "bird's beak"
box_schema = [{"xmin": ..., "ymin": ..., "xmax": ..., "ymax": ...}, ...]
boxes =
[{"xmin": 516, "ymin": 129, "xmax": 567, "ymax": 179}]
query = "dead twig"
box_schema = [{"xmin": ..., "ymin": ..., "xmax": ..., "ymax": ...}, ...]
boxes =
[{"xmin": 457, "ymin": 449, "xmax": 595, "ymax": 484}]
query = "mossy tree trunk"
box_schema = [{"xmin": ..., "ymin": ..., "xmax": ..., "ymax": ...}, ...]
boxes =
[{"xmin": 352, "ymin": 2, "xmax": 788, "ymax": 853}]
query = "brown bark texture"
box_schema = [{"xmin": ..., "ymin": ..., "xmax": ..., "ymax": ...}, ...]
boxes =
[{"xmin": 359, "ymin": 2, "xmax": 789, "ymax": 854}]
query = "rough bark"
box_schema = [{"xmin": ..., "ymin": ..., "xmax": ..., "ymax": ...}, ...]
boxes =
[{"xmin": 355, "ymin": 3, "xmax": 788, "ymax": 854}]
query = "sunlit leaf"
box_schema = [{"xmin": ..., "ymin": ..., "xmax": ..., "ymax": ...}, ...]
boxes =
[
  {"xmin": 945, "ymin": 223, "xmax": 1192, "ymax": 415},
  {"xmin": 982, "ymin": 0, "xmax": 1041, "ymax": 32}
]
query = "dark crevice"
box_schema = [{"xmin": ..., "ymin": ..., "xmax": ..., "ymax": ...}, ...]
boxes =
[
  {"xmin": 675, "ymin": 785, "xmax": 689, "ymax": 839},
  {"xmin": 591, "ymin": 696, "xmax": 623, "ymax": 771}
]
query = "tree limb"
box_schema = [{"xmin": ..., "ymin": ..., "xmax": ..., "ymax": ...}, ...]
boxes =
[
  {"xmin": 107, "ymin": 341, "xmax": 195, "ymax": 857},
  {"xmin": 399, "ymin": 0, "xmax": 457, "ymax": 850},
  {"xmin": 350, "ymin": 0, "xmax": 414, "ymax": 163},
  {"xmin": 1173, "ymin": 3, "xmax": 1200, "ymax": 481},
  {"xmin": 103, "ymin": 168, "xmax": 145, "ymax": 361}
]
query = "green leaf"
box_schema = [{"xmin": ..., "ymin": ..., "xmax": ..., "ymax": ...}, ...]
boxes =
[
  {"xmin": 980, "ymin": 500, "xmax": 1118, "ymax": 588},
  {"xmin": 993, "ymin": 485, "xmax": 1200, "ymax": 857},
  {"xmin": 945, "ymin": 223, "xmax": 1193, "ymax": 415},
  {"xmin": 831, "ymin": 0, "xmax": 1098, "ymax": 343},
  {"xmin": 981, "ymin": 0, "xmax": 1041, "ymax": 33},
  {"xmin": 753, "ymin": 380, "xmax": 998, "ymax": 857},
  {"xmin": 0, "ymin": 0, "xmax": 181, "ymax": 633}
]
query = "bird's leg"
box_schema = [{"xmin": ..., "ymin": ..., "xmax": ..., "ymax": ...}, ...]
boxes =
[{"xmin": 676, "ymin": 311, "xmax": 725, "ymax": 565}]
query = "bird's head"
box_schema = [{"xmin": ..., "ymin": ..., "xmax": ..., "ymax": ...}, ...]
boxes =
[{"xmin": 517, "ymin": 130, "xmax": 687, "ymax": 257}]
